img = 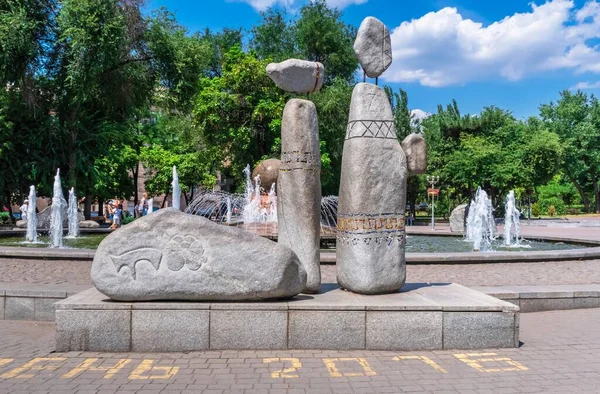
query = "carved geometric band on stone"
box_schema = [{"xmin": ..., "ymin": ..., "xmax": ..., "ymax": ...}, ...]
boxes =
[
  {"xmin": 337, "ymin": 233, "xmax": 405, "ymax": 247},
  {"xmin": 109, "ymin": 234, "xmax": 207, "ymax": 279},
  {"xmin": 279, "ymin": 167, "xmax": 320, "ymax": 173},
  {"xmin": 337, "ymin": 214, "xmax": 405, "ymax": 233},
  {"xmin": 345, "ymin": 120, "xmax": 396, "ymax": 140},
  {"xmin": 281, "ymin": 151, "xmax": 320, "ymax": 165}
]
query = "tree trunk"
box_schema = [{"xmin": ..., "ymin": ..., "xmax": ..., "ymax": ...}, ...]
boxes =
[
  {"xmin": 98, "ymin": 197, "xmax": 104, "ymax": 217},
  {"xmin": 162, "ymin": 194, "xmax": 169, "ymax": 208},
  {"xmin": 594, "ymin": 175, "xmax": 600, "ymax": 214},
  {"xmin": 132, "ymin": 162, "xmax": 139, "ymax": 205},
  {"xmin": 566, "ymin": 174, "xmax": 590, "ymax": 212},
  {"xmin": 84, "ymin": 194, "xmax": 92, "ymax": 220},
  {"xmin": 68, "ymin": 129, "xmax": 78, "ymax": 188}
]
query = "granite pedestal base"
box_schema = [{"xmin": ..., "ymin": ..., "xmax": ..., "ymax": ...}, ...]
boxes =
[{"xmin": 55, "ymin": 283, "xmax": 519, "ymax": 352}]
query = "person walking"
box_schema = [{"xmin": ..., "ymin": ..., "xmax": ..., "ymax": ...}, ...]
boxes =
[
  {"xmin": 138, "ymin": 193, "xmax": 149, "ymax": 217},
  {"xmin": 107, "ymin": 200, "xmax": 116, "ymax": 229},
  {"xmin": 113, "ymin": 199, "xmax": 123, "ymax": 229}
]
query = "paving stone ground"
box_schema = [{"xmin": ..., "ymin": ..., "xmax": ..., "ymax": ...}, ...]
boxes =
[
  {"xmin": 3, "ymin": 258, "xmax": 600, "ymax": 287},
  {"xmin": 0, "ymin": 308, "xmax": 599, "ymax": 393}
]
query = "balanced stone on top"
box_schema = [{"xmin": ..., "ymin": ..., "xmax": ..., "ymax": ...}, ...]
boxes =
[
  {"xmin": 266, "ymin": 59, "xmax": 324, "ymax": 93},
  {"xmin": 354, "ymin": 17, "xmax": 392, "ymax": 78},
  {"xmin": 91, "ymin": 208, "xmax": 307, "ymax": 301}
]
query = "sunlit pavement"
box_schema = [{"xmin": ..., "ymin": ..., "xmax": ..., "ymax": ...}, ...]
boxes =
[{"xmin": 0, "ymin": 308, "xmax": 599, "ymax": 393}]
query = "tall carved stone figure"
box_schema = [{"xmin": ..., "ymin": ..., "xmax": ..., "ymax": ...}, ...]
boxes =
[
  {"xmin": 337, "ymin": 17, "xmax": 427, "ymax": 294},
  {"xmin": 267, "ymin": 59, "xmax": 324, "ymax": 293}
]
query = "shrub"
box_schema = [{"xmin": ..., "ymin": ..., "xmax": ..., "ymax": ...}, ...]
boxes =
[
  {"xmin": 531, "ymin": 203, "xmax": 541, "ymax": 217},
  {"xmin": 0, "ymin": 212, "xmax": 10, "ymax": 224},
  {"xmin": 122, "ymin": 211, "xmax": 135, "ymax": 225},
  {"xmin": 538, "ymin": 197, "xmax": 566, "ymax": 216},
  {"xmin": 566, "ymin": 208, "xmax": 581, "ymax": 215}
]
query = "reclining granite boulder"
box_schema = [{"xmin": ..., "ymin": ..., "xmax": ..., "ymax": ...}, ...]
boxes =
[{"xmin": 91, "ymin": 208, "xmax": 307, "ymax": 301}]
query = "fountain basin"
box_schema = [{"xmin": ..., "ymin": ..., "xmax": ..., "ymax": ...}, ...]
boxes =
[{"xmin": 0, "ymin": 232, "xmax": 591, "ymax": 252}]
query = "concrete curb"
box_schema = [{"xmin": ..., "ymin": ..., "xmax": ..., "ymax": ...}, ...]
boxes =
[
  {"xmin": 0, "ymin": 283, "xmax": 91, "ymax": 321},
  {"xmin": 469, "ymin": 284, "xmax": 600, "ymax": 313},
  {"xmin": 1, "ymin": 283, "xmax": 599, "ymax": 322}
]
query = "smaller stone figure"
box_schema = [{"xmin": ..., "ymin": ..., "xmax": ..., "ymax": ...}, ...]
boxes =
[{"xmin": 267, "ymin": 59, "xmax": 324, "ymax": 293}]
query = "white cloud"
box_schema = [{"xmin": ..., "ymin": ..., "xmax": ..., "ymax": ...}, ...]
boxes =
[
  {"xmin": 385, "ymin": 0, "xmax": 600, "ymax": 87},
  {"xmin": 235, "ymin": 0, "xmax": 366, "ymax": 11},
  {"xmin": 234, "ymin": 0, "xmax": 294, "ymax": 12},
  {"xmin": 571, "ymin": 81, "xmax": 600, "ymax": 89},
  {"xmin": 410, "ymin": 109, "xmax": 431, "ymax": 122},
  {"xmin": 325, "ymin": 0, "xmax": 368, "ymax": 9},
  {"xmin": 410, "ymin": 109, "xmax": 431, "ymax": 130}
]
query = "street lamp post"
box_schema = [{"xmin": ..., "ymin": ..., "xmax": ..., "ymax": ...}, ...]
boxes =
[{"xmin": 427, "ymin": 176, "xmax": 440, "ymax": 230}]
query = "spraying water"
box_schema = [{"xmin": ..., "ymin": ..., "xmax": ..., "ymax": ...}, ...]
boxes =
[
  {"xmin": 266, "ymin": 182, "xmax": 277, "ymax": 222},
  {"xmin": 465, "ymin": 187, "xmax": 497, "ymax": 251},
  {"xmin": 504, "ymin": 190, "xmax": 521, "ymax": 246},
  {"xmin": 25, "ymin": 186, "xmax": 38, "ymax": 243},
  {"xmin": 67, "ymin": 187, "xmax": 79, "ymax": 238},
  {"xmin": 226, "ymin": 197, "xmax": 232, "ymax": 224},
  {"xmin": 147, "ymin": 197, "xmax": 153, "ymax": 214},
  {"xmin": 172, "ymin": 166, "xmax": 181, "ymax": 210},
  {"xmin": 50, "ymin": 169, "xmax": 64, "ymax": 248}
]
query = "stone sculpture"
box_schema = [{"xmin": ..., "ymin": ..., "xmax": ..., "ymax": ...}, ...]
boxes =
[
  {"xmin": 276, "ymin": 99, "xmax": 322, "ymax": 293},
  {"xmin": 450, "ymin": 204, "xmax": 468, "ymax": 233},
  {"xmin": 401, "ymin": 133, "xmax": 427, "ymax": 174},
  {"xmin": 252, "ymin": 158, "xmax": 281, "ymax": 192},
  {"xmin": 266, "ymin": 59, "xmax": 324, "ymax": 94},
  {"xmin": 336, "ymin": 83, "xmax": 408, "ymax": 294},
  {"xmin": 337, "ymin": 17, "xmax": 427, "ymax": 295},
  {"xmin": 354, "ymin": 16, "xmax": 392, "ymax": 78},
  {"xmin": 267, "ymin": 59, "xmax": 324, "ymax": 293},
  {"xmin": 92, "ymin": 208, "xmax": 307, "ymax": 301}
]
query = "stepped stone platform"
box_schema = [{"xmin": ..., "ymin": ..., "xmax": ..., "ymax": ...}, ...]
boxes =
[{"xmin": 55, "ymin": 283, "xmax": 519, "ymax": 352}]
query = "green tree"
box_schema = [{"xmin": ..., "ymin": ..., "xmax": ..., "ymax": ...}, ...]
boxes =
[
  {"xmin": 311, "ymin": 78, "xmax": 353, "ymax": 194},
  {"xmin": 423, "ymin": 103, "xmax": 562, "ymax": 208},
  {"xmin": 385, "ymin": 86, "xmax": 425, "ymax": 215},
  {"xmin": 250, "ymin": 8, "xmax": 296, "ymax": 62},
  {"xmin": 295, "ymin": 0, "xmax": 357, "ymax": 84},
  {"xmin": 193, "ymin": 46, "xmax": 287, "ymax": 190},
  {"xmin": 540, "ymin": 90, "xmax": 600, "ymax": 212}
]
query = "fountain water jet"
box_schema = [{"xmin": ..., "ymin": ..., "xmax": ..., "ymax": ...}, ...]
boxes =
[
  {"xmin": 226, "ymin": 197, "xmax": 232, "ymax": 224},
  {"xmin": 25, "ymin": 186, "xmax": 38, "ymax": 243},
  {"xmin": 67, "ymin": 187, "xmax": 79, "ymax": 238},
  {"xmin": 172, "ymin": 166, "xmax": 181, "ymax": 210},
  {"xmin": 504, "ymin": 190, "xmax": 521, "ymax": 246},
  {"xmin": 465, "ymin": 187, "xmax": 497, "ymax": 251},
  {"xmin": 50, "ymin": 169, "xmax": 65, "ymax": 248},
  {"xmin": 241, "ymin": 164, "xmax": 277, "ymax": 223}
]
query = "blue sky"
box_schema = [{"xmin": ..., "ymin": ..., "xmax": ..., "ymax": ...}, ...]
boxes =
[{"xmin": 148, "ymin": 0, "xmax": 600, "ymax": 119}]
